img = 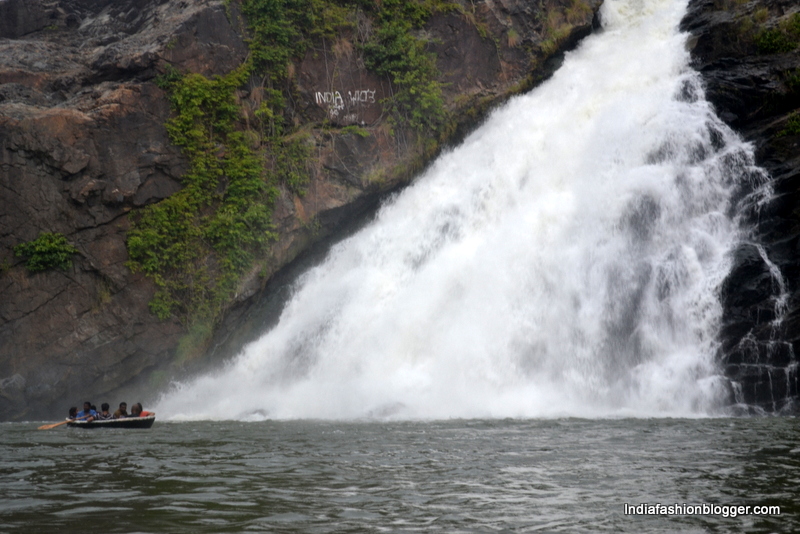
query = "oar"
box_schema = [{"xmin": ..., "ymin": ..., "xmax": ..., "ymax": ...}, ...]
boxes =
[{"xmin": 38, "ymin": 413, "xmax": 92, "ymax": 430}]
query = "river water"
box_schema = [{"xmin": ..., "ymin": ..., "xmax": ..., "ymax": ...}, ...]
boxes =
[{"xmin": 1, "ymin": 418, "xmax": 797, "ymax": 533}]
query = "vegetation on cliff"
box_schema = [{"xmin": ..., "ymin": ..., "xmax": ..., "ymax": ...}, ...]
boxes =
[
  {"xmin": 126, "ymin": 0, "xmax": 455, "ymax": 326},
  {"xmin": 13, "ymin": 233, "xmax": 79, "ymax": 273},
  {"xmin": 127, "ymin": 64, "xmax": 277, "ymax": 321},
  {"xmin": 754, "ymin": 11, "xmax": 800, "ymax": 54},
  {"xmin": 241, "ymin": 0, "xmax": 451, "ymax": 131},
  {"xmin": 360, "ymin": 0, "xmax": 451, "ymax": 132},
  {"xmin": 728, "ymin": 8, "xmax": 800, "ymax": 55}
]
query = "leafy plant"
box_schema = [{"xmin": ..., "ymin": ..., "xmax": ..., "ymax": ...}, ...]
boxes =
[
  {"xmin": 242, "ymin": 0, "xmax": 354, "ymax": 78},
  {"xmin": 755, "ymin": 13, "xmax": 800, "ymax": 55},
  {"xmin": 154, "ymin": 64, "xmax": 183, "ymax": 90},
  {"xmin": 756, "ymin": 28, "xmax": 796, "ymax": 54},
  {"xmin": 785, "ymin": 68, "xmax": 800, "ymax": 93},
  {"xmin": 127, "ymin": 66, "xmax": 279, "ymax": 321},
  {"xmin": 341, "ymin": 125, "xmax": 370, "ymax": 137},
  {"xmin": 362, "ymin": 0, "xmax": 449, "ymax": 132},
  {"xmin": 784, "ymin": 12, "xmax": 800, "ymax": 38},
  {"xmin": 241, "ymin": 0, "xmax": 355, "ymax": 136},
  {"xmin": 271, "ymin": 133, "xmax": 313, "ymax": 196},
  {"xmin": 14, "ymin": 233, "xmax": 78, "ymax": 273},
  {"xmin": 778, "ymin": 112, "xmax": 800, "ymax": 137}
]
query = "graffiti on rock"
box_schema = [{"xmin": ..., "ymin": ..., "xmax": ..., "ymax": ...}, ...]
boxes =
[{"xmin": 315, "ymin": 89, "xmax": 377, "ymax": 121}]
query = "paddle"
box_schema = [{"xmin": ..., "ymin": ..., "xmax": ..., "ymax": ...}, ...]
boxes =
[{"xmin": 38, "ymin": 413, "xmax": 93, "ymax": 430}]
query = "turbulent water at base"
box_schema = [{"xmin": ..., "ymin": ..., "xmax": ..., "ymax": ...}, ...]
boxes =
[
  {"xmin": 158, "ymin": 0, "xmax": 767, "ymax": 420},
  {"xmin": 2, "ymin": 419, "xmax": 798, "ymax": 533}
]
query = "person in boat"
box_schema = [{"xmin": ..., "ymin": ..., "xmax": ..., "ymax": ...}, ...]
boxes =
[
  {"xmin": 95, "ymin": 403, "xmax": 113, "ymax": 421},
  {"xmin": 129, "ymin": 403, "xmax": 154, "ymax": 418},
  {"xmin": 113, "ymin": 402, "xmax": 128, "ymax": 418},
  {"xmin": 76, "ymin": 401, "xmax": 97, "ymax": 421},
  {"xmin": 67, "ymin": 407, "xmax": 78, "ymax": 420}
]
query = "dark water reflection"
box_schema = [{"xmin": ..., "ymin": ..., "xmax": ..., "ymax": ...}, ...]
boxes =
[{"xmin": 1, "ymin": 418, "xmax": 797, "ymax": 532}]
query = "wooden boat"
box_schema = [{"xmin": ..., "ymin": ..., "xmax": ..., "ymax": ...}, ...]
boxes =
[{"xmin": 66, "ymin": 415, "xmax": 156, "ymax": 429}]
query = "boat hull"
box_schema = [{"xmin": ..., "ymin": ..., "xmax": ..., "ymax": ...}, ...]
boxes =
[{"xmin": 67, "ymin": 415, "xmax": 156, "ymax": 429}]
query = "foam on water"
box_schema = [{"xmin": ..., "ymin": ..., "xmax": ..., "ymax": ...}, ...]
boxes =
[{"xmin": 158, "ymin": 0, "xmax": 758, "ymax": 420}]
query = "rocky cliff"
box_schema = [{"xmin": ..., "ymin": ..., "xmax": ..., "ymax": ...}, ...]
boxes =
[
  {"xmin": 0, "ymin": 0, "xmax": 603, "ymax": 420},
  {"xmin": 682, "ymin": 0, "xmax": 800, "ymax": 412}
]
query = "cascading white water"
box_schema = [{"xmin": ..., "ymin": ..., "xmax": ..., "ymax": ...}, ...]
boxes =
[{"xmin": 159, "ymin": 0, "xmax": 760, "ymax": 420}]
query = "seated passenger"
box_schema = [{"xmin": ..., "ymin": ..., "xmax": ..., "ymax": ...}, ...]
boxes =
[
  {"xmin": 130, "ymin": 403, "xmax": 155, "ymax": 418},
  {"xmin": 76, "ymin": 401, "xmax": 97, "ymax": 422},
  {"xmin": 113, "ymin": 402, "xmax": 128, "ymax": 418},
  {"xmin": 95, "ymin": 403, "xmax": 113, "ymax": 420},
  {"xmin": 67, "ymin": 407, "xmax": 78, "ymax": 420}
]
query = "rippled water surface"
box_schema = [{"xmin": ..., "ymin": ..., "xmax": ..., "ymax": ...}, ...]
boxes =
[{"xmin": 1, "ymin": 418, "xmax": 798, "ymax": 532}]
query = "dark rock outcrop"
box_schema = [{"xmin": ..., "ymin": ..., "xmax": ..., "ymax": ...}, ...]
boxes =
[
  {"xmin": 0, "ymin": 0, "xmax": 603, "ymax": 420},
  {"xmin": 0, "ymin": 0, "xmax": 249, "ymax": 420},
  {"xmin": 682, "ymin": 0, "xmax": 800, "ymax": 412}
]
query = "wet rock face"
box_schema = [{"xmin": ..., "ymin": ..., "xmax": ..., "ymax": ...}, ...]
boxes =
[
  {"xmin": 682, "ymin": 0, "xmax": 800, "ymax": 412},
  {"xmin": 0, "ymin": 0, "xmax": 52, "ymax": 39},
  {"xmin": 0, "ymin": 0, "xmax": 603, "ymax": 421},
  {"xmin": 0, "ymin": 0, "xmax": 248, "ymax": 421},
  {"xmin": 719, "ymin": 244, "xmax": 777, "ymax": 342}
]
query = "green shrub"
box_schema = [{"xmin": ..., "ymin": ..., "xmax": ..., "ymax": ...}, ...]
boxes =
[
  {"xmin": 362, "ymin": 0, "xmax": 449, "ymax": 132},
  {"xmin": 128, "ymin": 66, "xmax": 279, "ymax": 321},
  {"xmin": 756, "ymin": 27, "xmax": 797, "ymax": 54},
  {"xmin": 272, "ymin": 133, "xmax": 313, "ymax": 196},
  {"xmin": 784, "ymin": 12, "xmax": 800, "ymax": 38},
  {"xmin": 241, "ymin": 0, "xmax": 355, "ymax": 136},
  {"xmin": 786, "ymin": 68, "xmax": 800, "ymax": 92},
  {"xmin": 341, "ymin": 125, "xmax": 370, "ymax": 137},
  {"xmin": 14, "ymin": 233, "xmax": 78, "ymax": 273},
  {"xmin": 778, "ymin": 112, "xmax": 800, "ymax": 137},
  {"xmin": 154, "ymin": 64, "xmax": 183, "ymax": 90},
  {"xmin": 242, "ymin": 0, "xmax": 354, "ymax": 78}
]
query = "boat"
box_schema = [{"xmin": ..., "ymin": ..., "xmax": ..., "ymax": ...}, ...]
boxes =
[{"xmin": 66, "ymin": 415, "xmax": 156, "ymax": 429}]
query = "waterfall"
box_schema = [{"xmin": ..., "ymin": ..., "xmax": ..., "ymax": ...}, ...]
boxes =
[{"xmin": 158, "ymin": 0, "xmax": 758, "ymax": 420}]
